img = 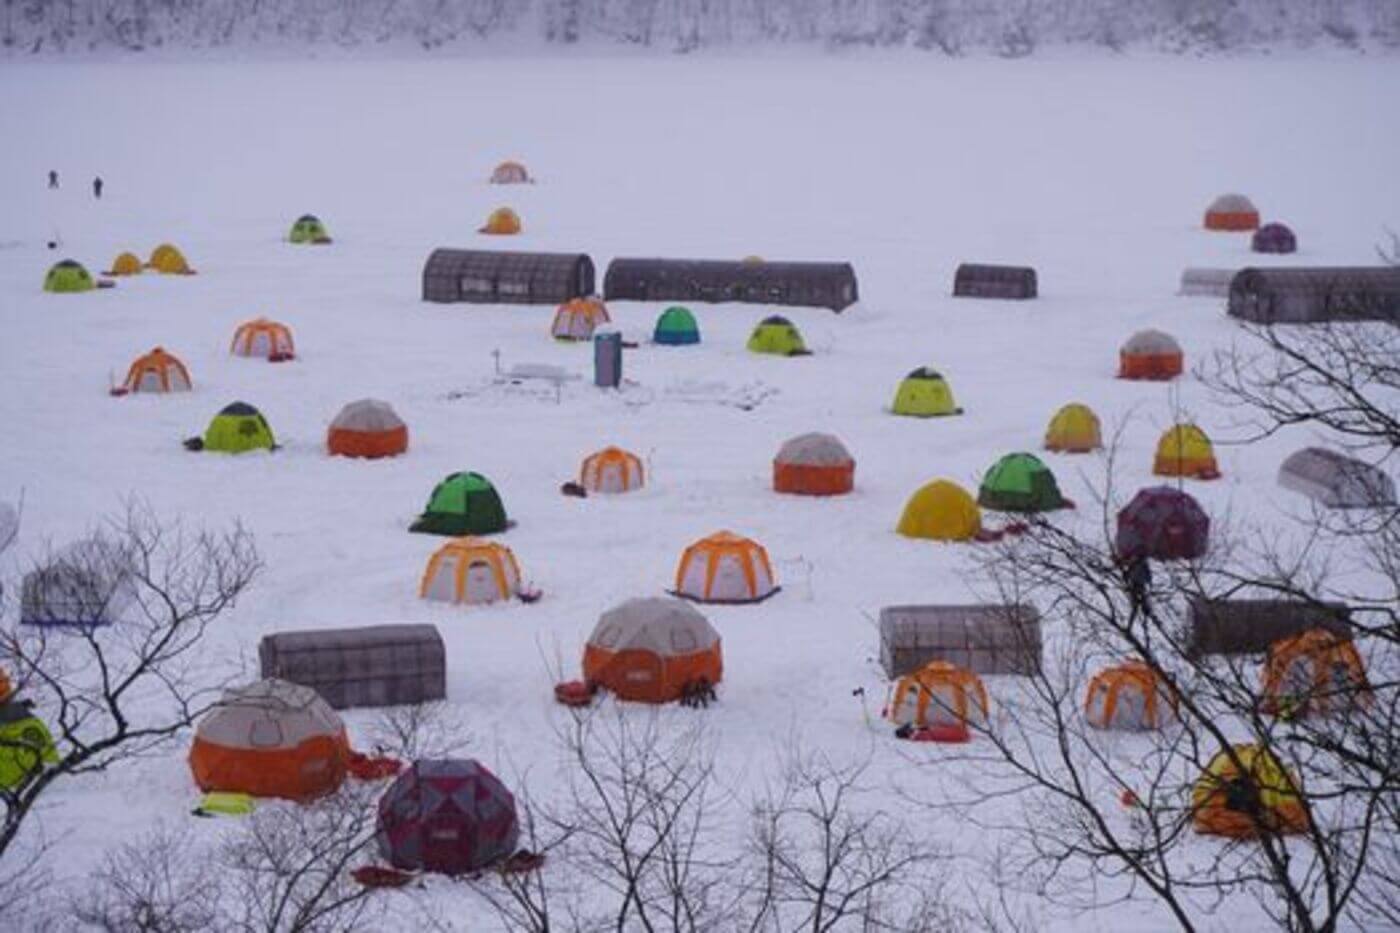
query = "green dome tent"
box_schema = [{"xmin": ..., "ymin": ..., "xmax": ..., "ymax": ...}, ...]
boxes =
[
  {"xmin": 0, "ymin": 706, "xmax": 59, "ymax": 790},
  {"xmin": 193, "ymin": 402, "xmax": 276, "ymax": 454},
  {"xmin": 410, "ymin": 472, "xmax": 508, "ymax": 536},
  {"xmin": 288, "ymin": 214, "xmax": 332, "ymax": 244},
  {"xmin": 891, "ymin": 368, "xmax": 962, "ymax": 417},
  {"xmin": 746, "ymin": 315, "xmax": 809, "ymax": 356},
  {"xmin": 44, "ymin": 259, "xmax": 95, "ymax": 294},
  {"xmin": 653, "ymin": 306, "xmax": 700, "ymax": 346},
  {"xmin": 978, "ymin": 453, "xmax": 1068, "ymax": 512}
]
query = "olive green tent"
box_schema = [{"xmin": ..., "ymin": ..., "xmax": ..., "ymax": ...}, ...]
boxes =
[
  {"xmin": 288, "ymin": 214, "xmax": 332, "ymax": 244},
  {"xmin": 746, "ymin": 315, "xmax": 809, "ymax": 356},
  {"xmin": 891, "ymin": 368, "xmax": 962, "ymax": 417},
  {"xmin": 410, "ymin": 472, "xmax": 508, "ymax": 536},
  {"xmin": 978, "ymin": 453, "xmax": 1067, "ymax": 512},
  {"xmin": 197, "ymin": 402, "xmax": 276, "ymax": 454},
  {"xmin": 653, "ymin": 306, "xmax": 700, "ymax": 346},
  {"xmin": 44, "ymin": 259, "xmax": 95, "ymax": 294},
  {"xmin": 0, "ymin": 703, "xmax": 59, "ymax": 790}
]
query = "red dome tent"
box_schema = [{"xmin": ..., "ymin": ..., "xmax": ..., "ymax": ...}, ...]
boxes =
[
  {"xmin": 376, "ymin": 759, "xmax": 520, "ymax": 875},
  {"xmin": 1115, "ymin": 487, "xmax": 1210, "ymax": 561}
]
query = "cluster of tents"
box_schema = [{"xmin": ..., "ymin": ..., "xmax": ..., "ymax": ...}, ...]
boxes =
[
  {"xmin": 548, "ymin": 296, "xmax": 811, "ymax": 357},
  {"xmin": 1203, "ymin": 192, "xmax": 1297, "ymax": 254}
]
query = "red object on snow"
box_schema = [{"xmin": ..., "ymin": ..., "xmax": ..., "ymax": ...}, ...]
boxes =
[
  {"xmin": 348, "ymin": 751, "xmax": 405, "ymax": 781},
  {"xmin": 554, "ymin": 680, "xmax": 595, "ymax": 707},
  {"xmin": 267, "ymin": 351, "xmax": 295, "ymax": 363},
  {"xmin": 910, "ymin": 722, "xmax": 971, "ymax": 743},
  {"xmin": 108, "ymin": 387, "xmax": 129, "ymax": 397},
  {"xmin": 352, "ymin": 865, "xmax": 415, "ymax": 888},
  {"xmin": 1120, "ymin": 789, "xmax": 1142, "ymax": 809}
]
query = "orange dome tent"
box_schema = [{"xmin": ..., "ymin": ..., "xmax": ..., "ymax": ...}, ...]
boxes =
[
  {"xmin": 480, "ymin": 207, "xmax": 521, "ymax": 236},
  {"xmin": 122, "ymin": 347, "xmax": 192, "ymax": 394},
  {"xmin": 1261, "ymin": 629, "xmax": 1370, "ymax": 718},
  {"xmin": 490, "ymin": 161, "xmax": 532, "ymax": 184},
  {"xmin": 105, "ymin": 252, "xmax": 143, "ymax": 276},
  {"xmin": 419, "ymin": 537, "xmax": 522, "ymax": 606},
  {"xmin": 885, "ymin": 661, "xmax": 989, "ymax": 729},
  {"xmin": 583, "ymin": 597, "xmax": 722, "ymax": 703},
  {"xmin": 1204, "ymin": 194, "xmax": 1260, "ymax": 232},
  {"xmin": 1119, "ymin": 329, "xmax": 1183, "ymax": 381},
  {"xmin": 188, "ymin": 679, "xmax": 350, "ymax": 800},
  {"xmin": 1153, "ymin": 424, "xmax": 1220, "ymax": 480},
  {"xmin": 327, "ymin": 399, "xmax": 408, "ymax": 459},
  {"xmin": 1084, "ymin": 661, "xmax": 1177, "ymax": 730},
  {"xmin": 580, "ymin": 446, "xmax": 644, "ymax": 494},
  {"xmin": 773, "ymin": 432, "xmax": 855, "ymax": 496},
  {"xmin": 230, "ymin": 318, "xmax": 296, "ymax": 360},
  {"xmin": 1192, "ymin": 744, "xmax": 1308, "ymax": 838},
  {"xmin": 552, "ymin": 298, "xmax": 610, "ymax": 341},
  {"xmin": 1044, "ymin": 403, "xmax": 1102, "ymax": 453},
  {"xmin": 672, "ymin": 531, "xmax": 778, "ymax": 604}
]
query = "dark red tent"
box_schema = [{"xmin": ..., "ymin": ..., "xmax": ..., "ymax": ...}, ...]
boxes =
[
  {"xmin": 1115, "ymin": 487, "xmax": 1210, "ymax": 561},
  {"xmin": 376, "ymin": 759, "xmax": 519, "ymax": 875},
  {"xmin": 1252, "ymin": 223, "xmax": 1297, "ymax": 255}
]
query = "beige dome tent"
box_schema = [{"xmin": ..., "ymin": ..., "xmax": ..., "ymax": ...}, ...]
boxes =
[
  {"xmin": 583, "ymin": 597, "xmax": 722, "ymax": 703},
  {"xmin": 672, "ymin": 532, "xmax": 778, "ymax": 603},
  {"xmin": 1278, "ymin": 448, "xmax": 1396, "ymax": 509},
  {"xmin": 327, "ymin": 399, "xmax": 409, "ymax": 459},
  {"xmin": 773, "ymin": 432, "xmax": 855, "ymax": 495},
  {"xmin": 419, "ymin": 538, "xmax": 522, "ymax": 606}
]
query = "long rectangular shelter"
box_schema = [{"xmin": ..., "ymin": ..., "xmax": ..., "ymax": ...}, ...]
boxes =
[
  {"xmin": 422, "ymin": 248, "xmax": 595, "ymax": 305},
  {"xmin": 1227, "ymin": 266, "xmax": 1400, "ymax": 323},
  {"xmin": 603, "ymin": 257, "xmax": 859, "ymax": 312}
]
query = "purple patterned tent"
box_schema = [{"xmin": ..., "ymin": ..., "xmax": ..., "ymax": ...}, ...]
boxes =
[
  {"xmin": 1252, "ymin": 223, "xmax": 1297, "ymax": 255},
  {"xmin": 376, "ymin": 759, "xmax": 519, "ymax": 874},
  {"xmin": 1115, "ymin": 487, "xmax": 1210, "ymax": 561}
]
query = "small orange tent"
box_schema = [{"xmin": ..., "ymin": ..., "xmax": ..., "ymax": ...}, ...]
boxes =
[
  {"xmin": 1261, "ymin": 629, "xmax": 1370, "ymax": 718},
  {"xmin": 480, "ymin": 208, "xmax": 521, "ymax": 236},
  {"xmin": 327, "ymin": 399, "xmax": 408, "ymax": 459},
  {"xmin": 122, "ymin": 347, "xmax": 192, "ymax": 394},
  {"xmin": 580, "ymin": 447, "xmax": 644, "ymax": 493},
  {"xmin": 105, "ymin": 252, "xmax": 143, "ymax": 276},
  {"xmin": 419, "ymin": 537, "xmax": 522, "ymax": 606},
  {"xmin": 773, "ymin": 433, "xmax": 855, "ymax": 496},
  {"xmin": 673, "ymin": 531, "xmax": 778, "ymax": 604},
  {"xmin": 1192, "ymin": 744, "xmax": 1308, "ymax": 838},
  {"xmin": 1084, "ymin": 661, "xmax": 1177, "ymax": 730},
  {"xmin": 1119, "ymin": 329, "xmax": 1183, "ymax": 381},
  {"xmin": 230, "ymin": 318, "xmax": 296, "ymax": 360},
  {"xmin": 583, "ymin": 597, "xmax": 722, "ymax": 703},
  {"xmin": 490, "ymin": 161, "xmax": 532, "ymax": 184},
  {"xmin": 1153, "ymin": 424, "xmax": 1220, "ymax": 480},
  {"xmin": 552, "ymin": 298, "xmax": 610, "ymax": 341},
  {"xmin": 188, "ymin": 679, "xmax": 349, "ymax": 800},
  {"xmin": 885, "ymin": 661, "xmax": 988, "ymax": 728},
  {"xmin": 1204, "ymin": 194, "xmax": 1260, "ymax": 232}
]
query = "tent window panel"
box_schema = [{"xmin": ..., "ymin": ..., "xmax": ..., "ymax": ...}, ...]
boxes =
[
  {"xmin": 249, "ymin": 720, "xmax": 284, "ymax": 748},
  {"xmin": 498, "ymin": 281, "xmax": 529, "ymax": 297},
  {"xmin": 460, "ymin": 276, "xmax": 494, "ymax": 296}
]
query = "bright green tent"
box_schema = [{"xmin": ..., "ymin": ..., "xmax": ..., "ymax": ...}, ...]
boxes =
[
  {"xmin": 44, "ymin": 259, "xmax": 95, "ymax": 294},
  {"xmin": 288, "ymin": 214, "xmax": 332, "ymax": 244},
  {"xmin": 410, "ymin": 472, "xmax": 508, "ymax": 536},
  {"xmin": 0, "ymin": 709, "xmax": 59, "ymax": 790},
  {"xmin": 201, "ymin": 402, "xmax": 276, "ymax": 454},
  {"xmin": 653, "ymin": 306, "xmax": 700, "ymax": 346},
  {"xmin": 978, "ymin": 452, "xmax": 1067, "ymax": 512},
  {"xmin": 891, "ymin": 368, "xmax": 962, "ymax": 417},
  {"xmin": 746, "ymin": 315, "xmax": 808, "ymax": 356}
]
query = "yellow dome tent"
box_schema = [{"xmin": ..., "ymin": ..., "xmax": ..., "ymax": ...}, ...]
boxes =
[
  {"xmin": 105, "ymin": 252, "xmax": 143, "ymax": 276},
  {"xmin": 147, "ymin": 243, "xmax": 195, "ymax": 275},
  {"xmin": 891, "ymin": 368, "xmax": 962, "ymax": 418},
  {"xmin": 1044, "ymin": 403, "xmax": 1102, "ymax": 453},
  {"xmin": 1192, "ymin": 744, "xmax": 1308, "ymax": 838},
  {"xmin": 1153, "ymin": 424, "xmax": 1220, "ymax": 480},
  {"xmin": 897, "ymin": 480, "xmax": 981, "ymax": 541}
]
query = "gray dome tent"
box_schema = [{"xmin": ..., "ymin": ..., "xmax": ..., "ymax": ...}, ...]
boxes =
[{"xmin": 1278, "ymin": 447, "xmax": 1396, "ymax": 509}]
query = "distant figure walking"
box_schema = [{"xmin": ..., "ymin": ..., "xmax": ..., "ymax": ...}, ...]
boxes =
[
  {"xmin": 48, "ymin": 170, "xmax": 58, "ymax": 189},
  {"xmin": 93, "ymin": 177, "xmax": 103, "ymax": 200}
]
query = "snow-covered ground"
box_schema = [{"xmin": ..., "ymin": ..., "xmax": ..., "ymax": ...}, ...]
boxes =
[{"xmin": 1, "ymin": 53, "xmax": 1398, "ymax": 929}]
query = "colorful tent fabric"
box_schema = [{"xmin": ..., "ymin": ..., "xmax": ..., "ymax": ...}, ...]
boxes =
[
  {"xmin": 44, "ymin": 259, "xmax": 95, "ymax": 293},
  {"xmin": 773, "ymin": 432, "xmax": 854, "ymax": 496},
  {"xmin": 580, "ymin": 446, "xmax": 645, "ymax": 493},
  {"xmin": 1277, "ymin": 447, "xmax": 1396, "ymax": 509},
  {"xmin": 583, "ymin": 597, "xmax": 723, "ymax": 703},
  {"xmin": 892, "ymin": 368, "xmax": 961, "ymax": 417},
  {"xmin": 0, "ymin": 703, "xmax": 58, "ymax": 790},
  {"xmin": 490, "ymin": 161, "xmax": 532, "ymax": 184},
  {"xmin": 1044, "ymin": 403, "xmax": 1102, "ymax": 453},
  {"xmin": 123, "ymin": 347, "xmax": 192, "ymax": 394},
  {"xmin": 410, "ymin": 472, "xmax": 508, "ymax": 536},
  {"xmin": 327, "ymin": 399, "xmax": 408, "ymax": 458},
  {"xmin": 1261, "ymin": 629, "xmax": 1370, "ymax": 718},
  {"xmin": 897, "ymin": 480, "xmax": 982, "ymax": 541},
  {"xmin": 551, "ymin": 298, "xmax": 610, "ymax": 340},
  {"xmin": 1084, "ymin": 661, "xmax": 1176, "ymax": 730},
  {"xmin": 1192, "ymin": 744, "xmax": 1308, "ymax": 838},
  {"xmin": 746, "ymin": 315, "xmax": 808, "ymax": 356},
  {"xmin": 147, "ymin": 243, "xmax": 195, "ymax": 275},
  {"xmin": 978, "ymin": 452, "xmax": 1067, "ymax": 512},
  {"xmin": 378, "ymin": 759, "xmax": 520, "ymax": 874},
  {"xmin": 19, "ymin": 538, "xmax": 134, "ymax": 628},
  {"xmin": 1252, "ymin": 222, "xmax": 1296, "ymax": 254},
  {"xmin": 653, "ymin": 306, "xmax": 700, "ymax": 345},
  {"xmin": 288, "ymin": 214, "xmax": 332, "ymax": 244},
  {"xmin": 201, "ymin": 402, "xmax": 275, "ymax": 454},
  {"xmin": 105, "ymin": 252, "xmax": 143, "ymax": 276},
  {"xmin": 1118, "ymin": 329, "xmax": 1183, "ymax": 381},
  {"xmin": 419, "ymin": 538, "xmax": 522, "ymax": 606},
  {"xmin": 479, "ymin": 207, "xmax": 521, "ymax": 236},
  {"xmin": 230, "ymin": 318, "xmax": 296, "ymax": 359},
  {"xmin": 188, "ymin": 679, "xmax": 349, "ymax": 800},
  {"xmin": 885, "ymin": 661, "xmax": 989, "ymax": 728},
  {"xmin": 1204, "ymin": 194, "xmax": 1260, "ymax": 232},
  {"xmin": 673, "ymin": 531, "xmax": 778, "ymax": 603},
  {"xmin": 1153, "ymin": 424, "xmax": 1220, "ymax": 480},
  {"xmin": 1115, "ymin": 486, "xmax": 1209, "ymax": 561}
]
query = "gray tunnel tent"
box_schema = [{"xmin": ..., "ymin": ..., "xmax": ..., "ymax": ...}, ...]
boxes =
[
  {"xmin": 422, "ymin": 249, "xmax": 595, "ymax": 305},
  {"xmin": 258, "ymin": 624, "xmax": 446, "ymax": 709},
  {"xmin": 879, "ymin": 604, "xmax": 1042, "ymax": 678},
  {"xmin": 1278, "ymin": 447, "xmax": 1396, "ymax": 509},
  {"xmin": 953, "ymin": 263, "xmax": 1037, "ymax": 300},
  {"xmin": 1184, "ymin": 598, "xmax": 1353, "ymax": 658},
  {"xmin": 1179, "ymin": 268, "xmax": 1237, "ymax": 298},
  {"xmin": 1227, "ymin": 266, "xmax": 1400, "ymax": 324},
  {"xmin": 603, "ymin": 258, "xmax": 859, "ymax": 312}
]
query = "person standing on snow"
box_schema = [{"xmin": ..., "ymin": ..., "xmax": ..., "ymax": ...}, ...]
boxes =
[
  {"xmin": 93, "ymin": 177, "xmax": 103, "ymax": 200},
  {"xmin": 48, "ymin": 170, "xmax": 58, "ymax": 189}
]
